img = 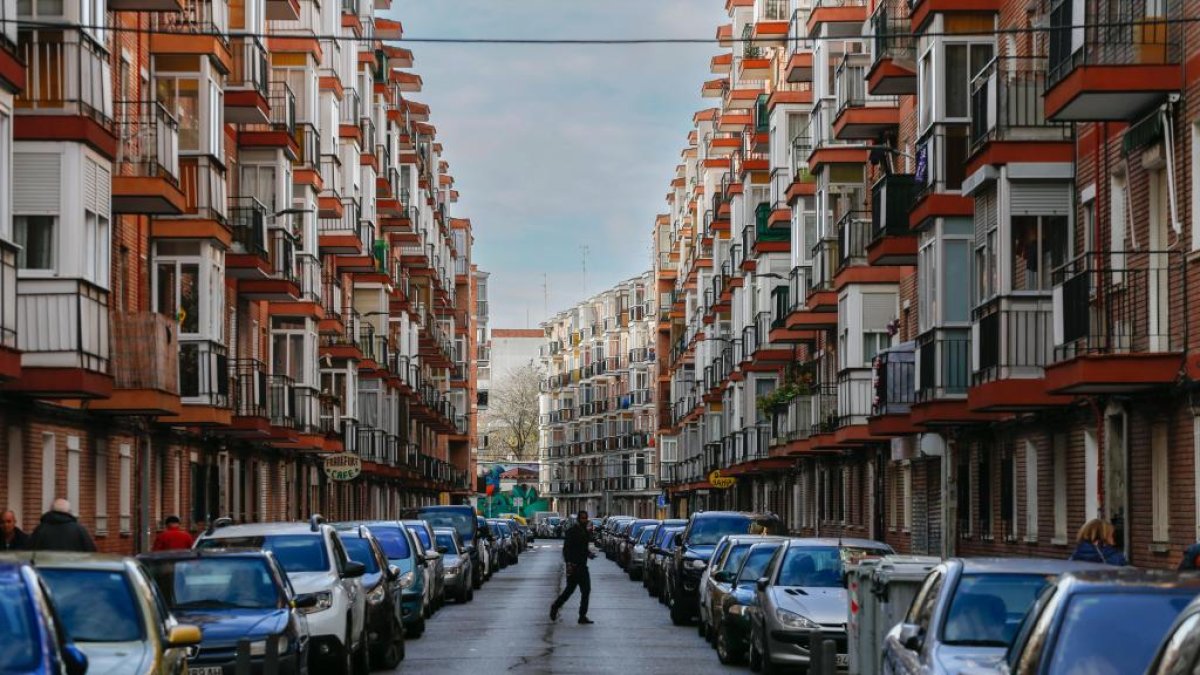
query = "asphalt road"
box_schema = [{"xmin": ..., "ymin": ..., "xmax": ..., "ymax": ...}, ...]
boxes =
[{"xmin": 395, "ymin": 539, "xmax": 741, "ymax": 674}]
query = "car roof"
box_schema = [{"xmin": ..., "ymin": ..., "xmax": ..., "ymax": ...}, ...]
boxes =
[
  {"xmin": 1, "ymin": 551, "xmax": 130, "ymax": 571},
  {"xmin": 139, "ymin": 549, "xmax": 274, "ymax": 561},
  {"xmin": 1059, "ymin": 568, "xmax": 1200, "ymax": 590},
  {"xmin": 690, "ymin": 511, "xmax": 777, "ymax": 520},
  {"xmin": 953, "ymin": 557, "xmax": 1110, "ymax": 575},
  {"xmin": 432, "ymin": 527, "xmax": 456, "ymax": 534},
  {"xmin": 201, "ymin": 522, "xmax": 329, "ymax": 537},
  {"xmin": 783, "ymin": 538, "xmax": 892, "ymax": 550},
  {"xmin": 722, "ymin": 535, "xmax": 787, "ymax": 545}
]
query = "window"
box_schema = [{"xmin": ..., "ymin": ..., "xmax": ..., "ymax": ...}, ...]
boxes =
[
  {"xmin": 94, "ymin": 438, "xmax": 108, "ymax": 536},
  {"xmin": 944, "ymin": 43, "xmax": 994, "ymax": 119},
  {"xmin": 119, "ymin": 443, "xmax": 132, "ymax": 534},
  {"xmin": 40, "ymin": 433, "xmax": 55, "ymax": 513},
  {"xmin": 271, "ymin": 317, "xmax": 315, "ymax": 386},
  {"xmin": 862, "ymin": 293, "xmax": 895, "ymax": 365},
  {"xmin": 14, "ymin": 216, "xmax": 55, "ymax": 270},
  {"xmin": 1152, "ymin": 421, "xmax": 1169, "ymax": 543},
  {"xmin": 1053, "ymin": 433, "xmax": 1067, "ymax": 543},
  {"xmin": 978, "ymin": 443, "xmax": 992, "ymax": 538},
  {"xmin": 156, "ymin": 76, "xmax": 201, "ymax": 152},
  {"xmin": 0, "ymin": 113, "xmax": 8, "ymax": 243},
  {"xmin": 1025, "ymin": 440, "xmax": 1039, "ymax": 542},
  {"xmin": 1011, "ymin": 216, "xmax": 1068, "ymax": 291},
  {"xmin": 153, "ymin": 241, "xmax": 224, "ymax": 339}
]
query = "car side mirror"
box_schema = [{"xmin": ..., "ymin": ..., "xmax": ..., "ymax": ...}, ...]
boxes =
[
  {"xmin": 341, "ymin": 560, "xmax": 367, "ymax": 579},
  {"xmin": 756, "ymin": 576, "xmax": 769, "ymax": 592},
  {"xmin": 713, "ymin": 570, "xmax": 732, "ymax": 583},
  {"xmin": 294, "ymin": 593, "xmax": 320, "ymax": 609},
  {"xmin": 63, "ymin": 644, "xmax": 88, "ymax": 675},
  {"xmin": 437, "ymin": 546, "xmax": 449, "ymax": 555},
  {"xmin": 167, "ymin": 624, "xmax": 203, "ymax": 648},
  {"xmin": 898, "ymin": 623, "xmax": 924, "ymax": 652},
  {"xmin": 425, "ymin": 551, "xmax": 440, "ymax": 562},
  {"xmin": 672, "ymin": 533, "xmax": 683, "ymax": 547},
  {"xmin": 388, "ymin": 565, "xmax": 401, "ymax": 582}
]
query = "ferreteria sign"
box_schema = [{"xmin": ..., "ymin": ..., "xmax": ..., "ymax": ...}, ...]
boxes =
[
  {"xmin": 324, "ymin": 453, "xmax": 362, "ymax": 481},
  {"xmin": 708, "ymin": 470, "xmax": 736, "ymax": 489}
]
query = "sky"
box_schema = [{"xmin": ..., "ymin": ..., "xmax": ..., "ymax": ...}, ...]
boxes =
[{"xmin": 391, "ymin": 0, "xmax": 725, "ymax": 330}]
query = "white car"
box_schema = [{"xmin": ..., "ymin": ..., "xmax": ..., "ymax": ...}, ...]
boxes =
[{"xmin": 195, "ymin": 516, "xmax": 368, "ymax": 675}]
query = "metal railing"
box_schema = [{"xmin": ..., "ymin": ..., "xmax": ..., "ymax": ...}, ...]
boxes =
[
  {"xmin": 229, "ymin": 196, "xmax": 268, "ymax": 258},
  {"xmin": 268, "ymin": 81, "xmax": 296, "ymax": 134},
  {"xmin": 972, "ymin": 295, "xmax": 1055, "ymax": 384},
  {"xmin": 176, "ymin": 155, "xmax": 228, "ymax": 223},
  {"xmin": 872, "ymin": 346, "xmax": 915, "ymax": 415},
  {"xmin": 109, "ymin": 312, "xmax": 179, "ymax": 393},
  {"xmin": 155, "ymin": 0, "xmax": 229, "ymax": 35},
  {"xmin": 16, "ymin": 30, "xmax": 115, "ymax": 131},
  {"xmin": 293, "ymin": 122, "xmax": 320, "ymax": 170},
  {"xmin": 916, "ymin": 329, "xmax": 970, "ymax": 402},
  {"xmin": 970, "ymin": 57, "xmax": 1072, "ymax": 156},
  {"xmin": 232, "ymin": 358, "xmax": 268, "ymax": 418},
  {"xmin": 268, "ymin": 228, "xmax": 298, "ymax": 283},
  {"xmin": 871, "ymin": 0, "xmax": 914, "ymax": 68},
  {"xmin": 837, "ymin": 210, "xmax": 872, "ymax": 268},
  {"xmin": 116, "ymin": 101, "xmax": 180, "ymax": 184},
  {"xmin": 915, "ymin": 125, "xmax": 970, "ymax": 199},
  {"xmin": 871, "ymin": 174, "xmax": 918, "ymax": 239},
  {"xmin": 267, "ymin": 373, "xmax": 295, "ymax": 428},
  {"xmin": 179, "ymin": 338, "xmax": 230, "ymax": 407},
  {"xmin": 16, "ymin": 280, "xmax": 109, "ymax": 372},
  {"xmin": 228, "ymin": 36, "xmax": 268, "ymax": 97},
  {"xmin": 1048, "ymin": 0, "xmax": 1182, "ymax": 88}
]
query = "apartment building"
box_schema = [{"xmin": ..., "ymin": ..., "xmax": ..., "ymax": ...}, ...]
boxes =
[
  {"xmin": 656, "ymin": 0, "xmax": 1200, "ymax": 568},
  {"xmin": 0, "ymin": 0, "xmax": 478, "ymax": 553},
  {"xmin": 540, "ymin": 273, "xmax": 660, "ymax": 517}
]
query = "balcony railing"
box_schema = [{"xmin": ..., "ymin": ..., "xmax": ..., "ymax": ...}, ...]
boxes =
[
  {"xmin": 293, "ymin": 122, "xmax": 320, "ymax": 170},
  {"xmin": 229, "ymin": 196, "xmax": 268, "ymax": 258},
  {"xmin": 770, "ymin": 392, "xmax": 814, "ymax": 446},
  {"xmin": 339, "ymin": 88, "xmax": 360, "ymax": 125},
  {"xmin": 268, "ymin": 373, "xmax": 295, "ymax": 427},
  {"xmin": 16, "ymin": 280, "xmax": 109, "ymax": 372},
  {"xmin": 837, "ymin": 210, "xmax": 872, "ymax": 268},
  {"xmin": 837, "ymin": 368, "xmax": 874, "ymax": 428},
  {"xmin": 297, "ymin": 255, "xmax": 321, "ymax": 303},
  {"xmin": 179, "ymin": 338, "xmax": 230, "ymax": 407},
  {"xmin": 268, "ymin": 228, "xmax": 298, "ymax": 282},
  {"xmin": 228, "ymin": 36, "xmax": 268, "ymax": 97},
  {"xmin": 233, "ymin": 358, "xmax": 268, "ymax": 417},
  {"xmin": 176, "ymin": 155, "xmax": 228, "ymax": 223},
  {"xmin": 116, "ymin": 101, "xmax": 180, "ymax": 184},
  {"xmin": 872, "ymin": 345, "xmax": 915, "ymax": 415},
  {"xmin": 871, "ymin": 174, "xmax": 918, "ymax": 240},
  {"xmin": 972, "ymin": 295, "xmax": 1054, "ymax": 384},
  {"xmin": 16, "ymin": 30, "xmax": 115, "ymax": 131},
  {"xmin": 835, "ymin": 53, "xmax": 869, "ymax": 115},
  {"xmin": 1052, "ymin": 250, "xmax": 1185, "ymax": 359},
  {"xmin": 916, "ymin": 329, "xmax": 970, "ymax": 402},
  {"xmin": 109, "ymin": 312, "xmax": 178, "ymax": 393},
  {"xmin": 268, "ymin": 81, "xmax": 296, "ymax": 134},
  {"xmin": 1047, "ymin": 0, "xmax": 1182, "ymax": 88},
  {"xmin": 871, "ymin": 0, "xmax": 914, "ymax": 68},
  {"xmin": 1, "ymin": 0, "xmax": 16, "ymax": 54},
  {"xmin": 970, "ymin": 57, "xmax": 1072, "ymax": 156}
]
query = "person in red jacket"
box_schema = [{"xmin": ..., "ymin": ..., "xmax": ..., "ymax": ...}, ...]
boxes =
[{"xmin": 152, "ymin": 515, "xmax": 195, "ymax": 551}]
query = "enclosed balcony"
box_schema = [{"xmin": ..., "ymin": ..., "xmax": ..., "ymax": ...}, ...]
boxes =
[
  {"xmin": 172, "ymin": 338, "xmax": 232, "ymax": 424},
  {"xmin": 153, "ymin": 155, "xmax": 229, "ymax": 243},
  {"xmin": 1046, "ymin": 250, "xmax": 1185, "ymax": 394},
  {"xmin": 226, "ymin": 36, "xmax": 269, "ymax": 124},
  {"xmin": 229, "ymin": 358, "xmax": 272, "ymax": 436},
  {"xmin": 835, "ymin": 367, "xmax": 877, "ymax": 444},
  {"xmin": 836, "ymin": 210, "xmax": 872, "ymax": 271},
  {"xmin": 238, "ymin": 81, "xmax": 297, "ymax": 152},
  {"xmin": 14, "ymin": 29, "xmax": 117, "ymax": 157},
  {"xmin": 150, "ymin": 0, "xmax": 232, "ymax": 68},
  {"xmin": 968, "ymin": 57, "xmax": 1072, "ymax": 167},
  {"xmin": 867, "ymin": 0, "xmax": 916, "ymax": 95},
  {"xmin": 292, "ymin": 122, "xmax": 321, "ymax": 176},
  {"xmin": 3, "ymin": 280, "xmax": 110, "ymax": 398},
  {"xmin": 230, "ymin": 200, "xmax": 302, "ymax": 300},
  {"xmin": 750, "ymin": 202, "xmax": 789, "ymax": 256},
  {"xmin": 807, "ymin": 0, "xmax": 868, "ymax": 37},
  {"xmin": 910, "ymin": 125, "xmax": 973, "ymax": 229},
  {"xmin": 0, "ymin": 0, "xmax": 24, "ymax": 93},
  {"xmin": 908, "ymin": 328, "xmax": 998, "ymax": 426},
  {"xmin": 113, "ymin": 101, "xmax": 186, "ymax": 214},
  {"xmin": 0, "ymin": 242, "xmax": 18, "ymax": 380},
  {"xmin": 867, "ymin": 344, "xmax": 917, "ymax": 436},
  {"xmin": 833, "ymin": 52, "xmax": 900, "ymax": 140},
  {"xmin": 88, "ymin": 312, "xmax": 180, "ymax": 415},
  {"xmin": 318, "ymin": 198, "xmax": 366, "ymax": 254},
  {"xmin": 1045, "ymin": 0, "xmax": 1182, "ymax": 121},
  {"xmin": 868, "ymin": 173, "xmax": 919, "ymax": 265},
  {"xmin": 969, "ymin": 295, "xmax": 1072, "ymax": 411}
]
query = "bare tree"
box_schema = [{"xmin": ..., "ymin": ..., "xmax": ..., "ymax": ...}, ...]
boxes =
[{"xmin": 485, "ymin": 362, "xmax": 542, "ymax": 462}]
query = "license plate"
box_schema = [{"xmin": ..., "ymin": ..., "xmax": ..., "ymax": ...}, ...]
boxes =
[
  {"xmin": 835, "ymin": 655, "xmax": 849, "ymax": 668},
  {"xmin": 189, "ymin": 668, "xmax": 223, "ymax": 675}
]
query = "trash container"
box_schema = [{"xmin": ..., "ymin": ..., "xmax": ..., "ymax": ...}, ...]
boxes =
[{"xmin": 847, "ymin": 555, "xmax": 940, "ymax": 675}]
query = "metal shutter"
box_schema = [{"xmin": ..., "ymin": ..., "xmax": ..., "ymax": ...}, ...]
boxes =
[
  {"xmin": 1010, "ymin": 182, "xmax": 1070, "ymax": 216},
  {"xmin": 862, "ymin": 293, "xmax": 897, "ymax": 331},
  {"xmin": 974, "ymin": 188, "xmax": 996, "ymax": 247},
  {"xmin": 14, "ymin": 153, "xmax": 60, "ymax": 213}
]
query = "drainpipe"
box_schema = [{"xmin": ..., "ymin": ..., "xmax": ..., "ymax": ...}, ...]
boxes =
[
  {"xmin": 139, "ymin": 422, "xmax": 153, "ymax": 553},
  {"xmin": 1160, "ymin": 102, "xmax": 1182, "ymax": 239}
]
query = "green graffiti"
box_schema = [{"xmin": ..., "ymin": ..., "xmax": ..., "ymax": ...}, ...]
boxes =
[{"xmin": 482, "ymin": 483, "xmax": 550, "ymax": 519}]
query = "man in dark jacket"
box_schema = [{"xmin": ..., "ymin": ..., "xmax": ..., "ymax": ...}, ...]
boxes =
[
  {"xmin": 30, "ymin": 499, "xmax": 96, "ymax": 552},
  {"xmin": 550, "ymin": 510, "xmax": 596, "ymax": 624},
  {"xmin": 1, "ymin": 509, "xmax": 30, "ymax": 551}
]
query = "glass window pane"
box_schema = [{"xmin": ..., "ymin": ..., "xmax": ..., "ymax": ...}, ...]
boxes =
[
  {"xmin": 180, "ymin": 263, "xmax": 199, "ymax": 333},
  {"xmin": 156, "ymin": 262, "xmax": 177, "ymax": 317},
  {"xmin": 14, "ymin": 215, "xmax": 54, "ymax": 270},
  {"xmin": 945, "ymin": 45, "xmax": 967, "ymax": 118},
  {"xmin": 945, "ymin": 240, "xmax": 970, "ymax": 322},
  {"xmin": 1041, "ymin": 216, "xmax": 1068, "ymax": 290}
]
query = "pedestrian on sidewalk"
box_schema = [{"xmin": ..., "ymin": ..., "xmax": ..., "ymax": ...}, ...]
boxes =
[
  {"xmin": 30, "ymin": 499, "xmax": 96, "ymax": 553},
  {"xmin": 550, "ymin": 510, "xmax": 596, "ymax": 624},
  {"xmin": 152, "ymin": 515, "xmax": 195, "ymax": 551},
  {"xmin": 1, "ymin": 509, "xmax": 30, "ymax": 551},
  {"xmin": 1068, "ymin": 518, "xmax": 1128, "ymax": 566}
]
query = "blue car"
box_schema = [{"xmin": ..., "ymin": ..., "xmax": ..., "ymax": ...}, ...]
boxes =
[
  {"xmin": 0, "ymin": 561, "xmax": 88, "ymax": 675},
  {"xmin": 355, "ymin": 521, "xmax": 429, "ymax": 637},
  {"xmin": 140, "ymin": 549, "xmax": 313, "ymax": 675}
]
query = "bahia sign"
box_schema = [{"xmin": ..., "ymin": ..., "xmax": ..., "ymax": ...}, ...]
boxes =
[{"xmin": 324, "ymin": 453, "xmax": 362, "ymax": 482}]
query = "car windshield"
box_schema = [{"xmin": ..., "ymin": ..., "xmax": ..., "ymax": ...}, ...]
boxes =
[
  {"xmin": 340, "ymin": 538, "xmax": 381, "ymax": 574},
  {"xmin": 39, "ymin": 569, "xmax": 143, "ymax": 643},
  {"xmin": 942, "ymin": 573, "xmax": 1055, "ymax": 647},
  {"xmin": 775, "ymin": 546, "xmax": 843, "ymax": 588},
  {"xmin": 736, "ymin": 545, "xmax": 781, "ymax": 584},
  {"xmin": 198, "ymin": 535, "xmax": 330, "ymax": 573},
  {"xmin": 0, "ymin": 581, "xmax": 39, "ymax": 670},
  {"xmin": 687, "ymin": 516, "xmax": 751, "ymax": 546},
  {"xmin": 721, "ymin": 544, "xmax": 753, "ymax": 573},
  {"xmin": 407, "ymin": 527, "xmax": 432, "ymax": 548},
  {"xmin": 370, "ymin": 527, "xmax": 412, "ymax": 560},
  {"xmin": 435, "ymin": 532, "xmax": 459, "ymax": 554},
  {"xmin": 417, "ymin": 509, "xmax": 475, "ymax": 542},
  {"xmin": 1046, "ymin": 590, "xmax": 1193, "ymax": 675},
  {"xmin": 638, "ymin": 527, "xmax": 658, "ymax": 545},
  {"xmin": 145, "ymin": 557, "xmax": 283, "ymax": 611},
  {"xmin": 663, "ymin": 529, "xmax": 684, "ymax": 551}
]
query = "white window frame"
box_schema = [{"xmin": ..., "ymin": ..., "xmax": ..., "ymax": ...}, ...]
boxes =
[
  {"xmin": 119, "ymin": 443, "xmax": 132, "ymax": 535},
  {"xmin": 1192, "ymin": 123, "xmax": 1200, "ymax": 251},
  {"xmin": 94, "ymin": 438, "xmax": 108, "ymax": 536},
  {"xmin": 1152, "ymin": 421, "xmax": 1169, "ymax": 543},
  {"xmin": 1025, "ymin": 439, "xmax": 1039, "ymax": 542},
  {"xmin": 152, "ymin": 240, "xmax": 225, "ymax": 341},
  {"xmin": 40, "ymin": 432, "xmax": 55, "ymax": 512}
]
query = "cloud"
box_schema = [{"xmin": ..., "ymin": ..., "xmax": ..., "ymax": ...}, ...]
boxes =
[{"xmin": 392, "ymin": 0, "xmax": 724, "ymax": 328}]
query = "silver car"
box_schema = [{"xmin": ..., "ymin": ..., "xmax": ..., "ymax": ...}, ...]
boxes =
[
  {"xmin": 433, "ymin": 527, "xmax": 474, "ymax": 603},
  {"xmin": 628, "ymin": 523, "xmax": 659, "ymax": 581},
  {"xmin": 749, "ymin": 538, "xmax": 893, "ymax": 673},
  {"xmin": 881, "ymin": 558, "xmax": 1107, "ymax": 675}
]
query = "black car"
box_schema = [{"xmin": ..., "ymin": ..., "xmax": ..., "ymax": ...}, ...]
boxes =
[
  {"xmin": 619, "ymin": 519, "xmax": 660, "ymax": 570},
  {"xmin": 140, "ymin": 549, "xmax": 313, "ymax": 675},
  {"xmin": 667, "ymin": 511, "xmax": 783, "ymax": 626},
  {"xmin": 404, "ymin": 505, "xmax": 483, "ymax": 589},
  {"xmin": 336, "ymin": 525, "xmax": 406, "ymax": 670},
  {"xmin": 649, "ymin": 525, "xmax": 685, "ymax": 601}
]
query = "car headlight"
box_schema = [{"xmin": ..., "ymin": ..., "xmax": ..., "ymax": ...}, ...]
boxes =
[
  {"xmin": 727, "ymin": 604, "xmax": 748, "ymax": 617},
  {"xmin": 774, "ymin": 608, "xmax": 819, "ymax": 630},
  {"xmin": 445, "ymin": 561, "xmax": 463, "ymax": 573},
  {"xmin": 300, "ymin": 590, "xmax": 334, "ymax": 614},
  {"xmin": 398, "ymin": 571, "xmax": 415, "ymax": 589},
  {"xmin": 688, "ymin": 558, "xmax": 708, "ymax": 570},
  {"xmin": 249, "ymin": 635, "xmax": 289, "ymax": 656},
  {"xmin": 367, "ymin": 584, "xmax": 387, "ymax": 605}
]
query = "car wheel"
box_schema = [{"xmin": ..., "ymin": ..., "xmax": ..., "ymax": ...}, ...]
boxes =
[
  {"xmin": 373, "ymin": 616, "xmax": 404, "ymax": 669},
  {"xmin": 409, "ymin": 615, "xmax": 426, "ymax": 639},
  {"xmin": 334, "ymin": 621, "xmax": 354, "ymax": 675},
  {"xmin": 472, "ymin": 568, "xmax": 483, "ymax": 589},
  {"xmin": 352, "ymin": 629, "xmax": 370, "ymax": 675},
  {"xmin": 669, "ymin": 594, "xmax": 690, "ymax": 626},
  {"xmin": 748, "ymin": 627, "xmax": 763, "ymax": 673},
  {"xmin": 717, "ymin": 624, "xmax": 741, "ymax": 665}
]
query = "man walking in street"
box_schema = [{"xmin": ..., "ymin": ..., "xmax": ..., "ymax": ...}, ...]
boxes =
[
  {"xmin": 30, "ymin": 499, "xmax": 96, "ymax": 552},
  {"xmin": 550, "ymin": 510, "xmax": 596, "ymax": 624},
  {"xmin": 1, "ymin": 509, "xmax": 30, "ymax": 551},
  {"xmin": 152, "ymin": 515, "xmax": 194, "ymax": 551}
]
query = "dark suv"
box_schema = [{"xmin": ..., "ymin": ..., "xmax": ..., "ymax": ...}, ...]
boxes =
[{"xmin": 666, "ymin": 511, "xmax": 783, "ymax": 625}]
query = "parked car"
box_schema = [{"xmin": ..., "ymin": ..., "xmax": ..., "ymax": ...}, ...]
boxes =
[
  {"xmin": 195, "ymin": 516, "xmax": 368, "ymax": 675},
  {"xmin": 336, "ymin": 525, "xmax": 406, "ymax": 669},
  {"xmin": 620, "ymin": 519, "xmax": 660, "ymax": 570},
  {"xmin": 629, "ymin": 523, "xmax": 660, "ymax": 581},
  {"xmin": 667, "ymin": 511, "xmax": 784, "ymax": 625},
  {"xmin": 543, "ymin": 516, "xmax": 564, "ymax": 539},
  {"xmin": 140, "ymin": 549, "xmax": 311, "ymax": 674},
  {"xmin": 403, "ymin": 520, "xmax": 446, "ymax": 611},
  {"xmin": 699, "ymin": 534, "xmax": 784, "ymax": 645},
  {"xmin": 998, "ymin": 569, "xmax": 1200, "ymax": 675},
  {"xmin": 748, "ymin": 538, "xmax": 893, "ymax": 674},
  {"xmin": 476, "ymin": 516, "xmax": 498, "ymax": 580},
  {"xmin": 0, "ymin": 560, "xmax": 89, "ymax": 675},
  {"xmin": 881, "ymin": 558, "xmax": 1107, "ymax": 675},
  {"xmin": 1147, "ymin": 593, "xmax": 1200, "ymax": 675},
  {"xmin": 489, "ymin": 519, "xmax": 519, "ymax": 566},
  {"xmin": 350, "ymin": 521, "xmax": 429, "ymax": 639},
  {"xmin": 15, "ymin": 552, "xmax": 202, "ymax": 675},
  {"xmin": 407, "ymin": 505, "xmax": 483, "ymax": 589},
  {"xmin": 433, "ymin": 527, "xmax": 474, "ymax": 603},
  {"xmin": 647, "ymin": 525, "xmax": 686, "ymax": 600},
  {"xmin": 715, "ymin": 539, "xmax": 787, "ymax": 666},
  {"xmin": 604, "ymin": 517, "xmax": 634, "ymax": 559}
]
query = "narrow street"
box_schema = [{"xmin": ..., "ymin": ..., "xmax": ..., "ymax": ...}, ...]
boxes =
[{"xmin": 398, "ymin": 541, "xmax": 739, "ymax": 674}]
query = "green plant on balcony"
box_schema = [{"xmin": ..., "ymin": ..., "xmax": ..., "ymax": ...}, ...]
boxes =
[
  {"xmin": 755, "ymin": 203, "xmax": 789, "ymax": 243},
  {"xmin": 755, "ymin": 361, "xmax": 815, "ymax": 414}
]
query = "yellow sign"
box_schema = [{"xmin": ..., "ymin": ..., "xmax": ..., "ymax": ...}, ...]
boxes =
[{"xmin": 708, "ymin": 470, "xmax": 736, "ymax": 489}]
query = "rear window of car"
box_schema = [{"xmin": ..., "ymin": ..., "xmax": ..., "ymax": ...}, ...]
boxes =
[
  {"xmin": 1046, "ymin": 590, "xmax": 1193, "ymax": 675},
  {"xmin": 942, "ymin": 573, "xmax": 1055, "ymax": 647},
  {"xmin": 0, "ymin": 580, "xmax": 39, "ymax": 670},
  {"xmin": 369, "ymin": 527, "xmax": 412, "ymax": 560},
  {"xmin": 736, "ymin": 545, "xmax": 781, "ymax": 584},
  {"xmin": 686, "ymin": 515, "xmax": 752, "ymax": 546},
  {"xmin": 198, "ymin": 535, "xmax": 330, "ymax": 573},
  {"xmin": 407, "ymin": 527, "xmax": 432, "ymax": 548},
  {"xmin": 340, "ymin": 537, "xmax": 381, "ymax": 574},
  {"xmin": 40, "ymin": 569, "xmax": 144, "ymax": 643},
  {"xmin": 435, "ymin": 532, "xmax": 459, "ymax": 554}
]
